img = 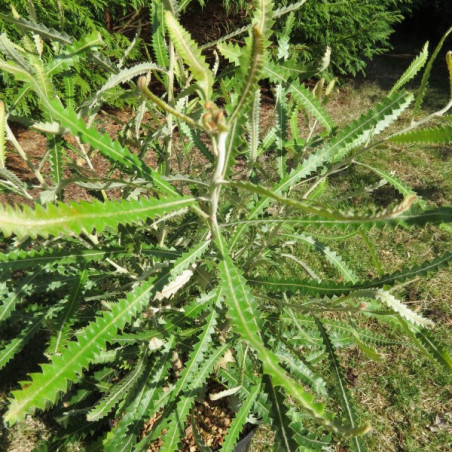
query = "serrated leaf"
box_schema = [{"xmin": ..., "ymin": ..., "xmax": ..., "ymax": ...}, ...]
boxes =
[
  {"xmin": 390, "ymin": 125, "xmax": 452, "ymax": 144},
  {"xmin": 229, "ymin": 91, "xmax": 413, "ymax": 250},
  {"xmin": 0, "ymin": 271, "xmax": 43, "ymax": 325},
  {"xmin": 315, "ymin": 318, "xmax": 367, "ymax": 451},
  {"xmin": 266, "ymin": 64, "xmax": 334, "ymax": 131},
  {"xmin": 389, "ymin": 42, "xmax": 429, "ymax": 96},
  {"xmin": 164, "ymin": 11, "xmax": 213, "ymax": 99},
  {"xmin": 47, "ymin": 270, "xmax": 86, "ymax": 355},
  {"xmin": 87, "ymin": 349, "xmax": 148, "ymax": 421},
  {"xmin": 251, "ymin": 252, "xmax": 452, "ymax": 296},
  {"xmin": 4, "ymin": 271, "xmax": 173, "ymax": 425},
  {"xmin": 0, "ymin": 196, "xmax": 195, "ymax": 239},
  {"xmin": 84, "ymin": 62, "xmax": 166, "ymax": 112},
  {"xmin": 229, "ymin": 26, "xmax": 265, "ymax": 123},
  {"xmin": 220, "ymin": 383, "xmax": 260, "ymax": 451},
  {"xmin": 283, "ymin": 233, "xmax": 358, "ymax": 283},
  {"xmin": 398, "ymin": 319, "xmax": 452, "ymax": 371},
  {"xmin": 413, "ymin": 27, "xmax": 452, "ymax": 117},
  {"xmin": 262, "ymin": 375, "xmax": 299, "ymax": 451},
  {"xmin": 103, "ymin": 344, "xmax": 173, "ymax": 451},
  {"xmin": 138, "ymin": 341, "xmax": 230, "ymax": 452},
  {"xmin": 0, "ymin": 312, "xmax": 46, "ymax": 371},
  {"xmin": 218, "ymin": 237, "xmax": 366, "ymax": 434},
  {"xmin": 46, "ymin": 32, "xmax": 103, "ymax": 76},
  {"xmin": 373, "ymin": 289, "xmax": 434, "ymax": 328}
]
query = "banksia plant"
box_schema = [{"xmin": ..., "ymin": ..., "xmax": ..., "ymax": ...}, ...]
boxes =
[{"xmin": 0, "ymin": 0, "xmax": 450, "ymax": 450}]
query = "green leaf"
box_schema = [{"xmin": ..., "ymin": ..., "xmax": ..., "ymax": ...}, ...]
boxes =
[
  {"xmin": 0, "ymin": 33, "xmax": 32, "ymax": 72},
  {"xmin": 0, "ymin": 196, "xmax": 195, "ymax": 239},
  {"xmin": 47, "ymin": 270, "xmax": 87, "ymax": 355},
  {"xmin": 229, "ymin": 25, "xmax": 265, "ymax": 123},
  {"xmin": 164, "ymin": 11, "xmax": 213, "ymax": 99},
  {"xmin": 0, "ymin": 271, "xmax": 43, "ymax": 325},
  {"xmin": 4, "ymin": 271, "xmax": 171, "ymax": 425},
  {"xmin": 226, "ymin": 205, "xmax": 452, "ymax": 233},
  {"xmin": 389, "ymin": 42, "xmax": 429, "ymax": 96},
  {"xmin": 262, "ymin": 375, "xmax": 299, "ymax": 451},
  {"xmin": 138, "ymin": 341, "xmax": 230, "ymax": 452},
  {"xmin": 46, "ymin": 32, "xmax": 103, "ymax": 76},
  {"xmin": 218, "ymin": 237, "xmax": 367, "ymax": 435},
  {"xmin": 315, "ymin": 318, "xmax": 367, "ymax": 452},
  {"xmin": 398, "ymin": 319, "xmax": 452, "ymax": 371},
  {"xmin": 266, "ymin": 64, "xmax": 334, "ymax": 131},
  {"xmin": 282, "ymin": 233, "xmax": 358, "ymax": 283},
  {"xmin": 0, "ymin": 312, "xmax": 46, "ymax": 371},
  {"xmin": 413, "ymin": 27, "xmax": 452, "ymax": 117},
  {"xmin": 103, "ymin": 344, "xmax": 174, "ymax": 451},
  {"xmin": 355, "ymin": 161, "xmax": 418, "ymax": 200},
  {"xmin": 87, "ymin": 349, "xmax": 149, "ymax": 421},
  {"xmin": 251, "ymin": 252, "xmax": 452, "ymax": 296},
  {"xmin": 390, "ymin": 125, "xmax": 452, "ymax": 144},
  {"xmin": 220, "ymin": 383, "xmax": 260, "ymax": 451},
  {"xmin": 229, "ymin": 91, "xmax": 413, "ymax": 249},
  {"xmin": 151, "ymin": 0, "xmax": 169, "ymax": 69}
]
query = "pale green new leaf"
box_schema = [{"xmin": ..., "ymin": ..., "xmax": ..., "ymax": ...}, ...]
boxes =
[
  {"xmin": 164, "ymin": 11, "xmax": 213, "ymax": 99},
  {"xmin": 0, "ymin": 196, "xmax": 195, "ymax": 239},
  {"xmin": 84, "ymin": 62, "xmax": 166, "ymax": 112},
  {"xmin": 413, "ymin": 27, "xmax": 452, "ymax": 117},
  {"xmin": 373, "ymin": 289, "xmax": 434, "ymax": 328}
]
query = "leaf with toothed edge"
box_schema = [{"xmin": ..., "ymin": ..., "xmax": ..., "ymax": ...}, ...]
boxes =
[
  {"xmin": 4, "ymin": 270, "xmax": 175, "ymax": 426},
  {"xmin": 103, "ymin": 342, "xmax": 174, "ymax": 451},
  {"xmin": 220, "ymin": 383, "xmax": 261, "ymax": 451},
  {"xmin": 250, "ymin": 252, "xmax": 452, "ymax": 295},
  {"xmin": 390, "ymin": 125, "xmax": 452, "ymax": 144},
  {"xmin": 398, "ymin": 318, "xmax": 452, "ymax": 371},
  {"xmin": 218, "ymin": 234, "xmax": 369, "ymax": 435},
  {"xmin": 228, "ymin": 91, "xmax": 413, "ymax": 250},
  {"xmin": 0, "ymin": 196, "xmax": 195, "ymax": 239},
  {"xmin": 164, "ymin": 11, "xmax": 213, "ymax": 99},
  {"xmin": 315, "ymin": 318, "xmax": 366, "ymax": 452},
  {"xmin": 86, "ymin": 349, "xmax": 149, "ymax": 422}
]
